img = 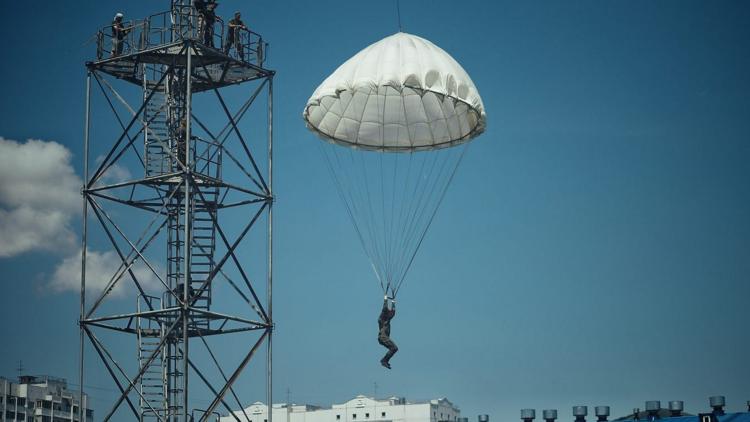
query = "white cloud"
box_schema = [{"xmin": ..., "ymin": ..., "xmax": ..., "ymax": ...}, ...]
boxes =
[
  {"xmin": 0, "ymin": 137, "xmax": 81, "ymax": 257},
  {"xmin": 50, "ymin": 248, "xmax": 163, "ymax": 298},
  {"xmin": 94, "ymin": 155, "xmax": 132, "ymax": 186},
  {"xmin": 0, "ymin": 136, "xmax": 162, "ymax": 299}
]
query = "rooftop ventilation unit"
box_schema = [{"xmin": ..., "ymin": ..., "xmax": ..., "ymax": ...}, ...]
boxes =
[
  {"xmin": 646, "ymin": 401, "xmax": 660, "ymax": 421},
  {"xmin": 573, "ymin": 406, "xmax": 588, "ymax": 422},
  {"xmin": 522, "ymin": 409, "xmax": 536, "ymax": 422},
  {"xmin": 543, "ymin": 410, "xmax": 558, "ymax": 422},
  {"xmin": 709, "ymin": 396, "xmax": 725, "ymax": 416},
  {"xmin": 595, "ymin": 406, "xmax": 610, "ymax": 422},
  {"xmin": 668, "ymin": 401, "xmax": 683, "ymax": 417}
]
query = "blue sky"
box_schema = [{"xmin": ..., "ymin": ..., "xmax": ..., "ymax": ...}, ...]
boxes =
[{"xmin": 1, "ymin": 1, "xmax": 749, "ymax": 421}]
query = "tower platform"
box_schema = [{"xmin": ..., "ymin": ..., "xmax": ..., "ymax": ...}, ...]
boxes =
[{"xmin": 88, "ymin": 7, "xmax": 273, "ymax": 91}]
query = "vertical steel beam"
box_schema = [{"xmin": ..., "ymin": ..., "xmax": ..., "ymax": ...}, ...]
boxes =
[
  {"xmin": 183, "ymin": 41, "xmax": 194, "ymax": 422},
  {"xmin": 266, "ymin": 75, "xmax": 274, "ymax": 422},
  {"xmin": 79, "ymin": 70, "xmax": 92, "ymax": 422}
]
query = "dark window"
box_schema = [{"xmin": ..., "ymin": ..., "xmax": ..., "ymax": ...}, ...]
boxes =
[
  {"xmin": 382, "ymin": 413, "xmax": 386, "ymax": 418},
  {"xmin": 366, "ymin": 414, "xmax": 370, "ymax": 418},
  {"xmin": 43, "ymin": 416, "xmax": 52, "ymax": 422},
  {"xmin": 337, "ymin": 416, "xmax": 341, "ymax": 420},
  {"xmin": 18, "ymin": 412, "xmax": 27, "ymax": 420},
  {"xmin": 86, "ymin": 409, "xmax": 94, "ymax": 417},
  {"xmin": 42, "ymin": 401, "xmax": 52, "ymax": 409},
  {"xmin": 7, "ymin": 410, "xmax": 16, "ymax": 419},
  {"xmin": 353, "ymin": 414, "xmax": 357, "ymax": 419},
  {"xmin": 19, "ymin": 397, "xmax": 26, "ymax": 406}
]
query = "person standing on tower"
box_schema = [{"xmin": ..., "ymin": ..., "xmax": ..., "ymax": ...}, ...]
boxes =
[
  {"xmin": 197, "ymin": 1, "xmax": 220, "ymax": 47},
  {"xmin": 377, "ymin": 295, "xmax": 398, "ymax": 369},
  {"xmin": 224, "ymin": 11, "xmax": 247, "ymax": 60},
  {"xmin": 111, "ymin": 13, "xmax": 130, "ymax": 57}
]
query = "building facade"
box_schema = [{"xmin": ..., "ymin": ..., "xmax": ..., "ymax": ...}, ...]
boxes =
[
  {"xmin": 221, "ymin": 396, "xmax": 460, "ymax": 422},
  {"xmin": 0, "ymin": 376, "xmax": 93, "ymax": 422}
]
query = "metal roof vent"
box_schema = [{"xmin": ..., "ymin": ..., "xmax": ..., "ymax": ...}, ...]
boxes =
[
  {"xmin": 646, "ymin": 401, "xmax": 660, "ymax": 421},
  {"xmin": 479, "ymin": 415, "xmax": 490, "ymax": 422},
  {"xmin": 709, "ymin": 396, "xmax": 725, "ymax": 416},
  {"xmin": 668, "ymin": 401, "xmax": 683, "ymax": 417},
  {"xmin": 573, "ymin": 406, "xmax": 588, "ymax": 422},
  {"xmin": 522, "ymin": 409, "xmax": 536, "ymax": 422},
  {"xmin": 595, "ymin": 406, "xmax": 610, "ymax": 422},
  {"xmin": 543, "ymin": 409, "xmax": 558, "ymax": 422}
]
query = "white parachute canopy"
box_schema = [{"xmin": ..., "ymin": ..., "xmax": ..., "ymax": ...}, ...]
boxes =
[{"xmin": 303, "ymin": 32, "xmax": 486, "ymax": 296}]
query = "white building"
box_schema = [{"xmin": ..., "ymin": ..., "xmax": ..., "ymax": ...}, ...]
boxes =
[
  {"xmin": 221, "ymin": 396, "xmax": 460, "ymax": 422},
  {"xmin": 0, "ymin": 375, "xmax": 93, "ymax": 422}
]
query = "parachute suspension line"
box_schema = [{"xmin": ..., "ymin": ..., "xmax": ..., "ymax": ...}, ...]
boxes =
[
  {"xmin": 350, "ymin": 147, "xmax": 390, "ymax": 293},
  {"xmin": 378, "ymin": 151, "xmax": 390, "ymax": 289},
  {"xmin": 386, "ymin": 151, "xmax": 400, "ymax": 291},
  {"xmin": 392, "ymin": 144, "xmax": 469, "ymax": 296},
  {"xmin": 396, "ymin": 0, "xmax": 403, "ymax": 32},
  {"xmin": 391, "ymin": 149, "xmax": 442, "ymax": 284},
  {"xmin": 352, "ymin": 146, "xmax": 390, "ymax": 292},
  {"xmin": 319, "ymin": 143, "xmax": 387, "ymax": 293}
]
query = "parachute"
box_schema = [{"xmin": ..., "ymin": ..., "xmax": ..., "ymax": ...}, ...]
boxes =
[{"xmin": 303, "ymin": 32, "xmax": 486, "ymax": 298}]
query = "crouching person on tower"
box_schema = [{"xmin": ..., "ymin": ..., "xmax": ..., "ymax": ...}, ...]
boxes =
[{"xmin": 378, "ymin": 295, "xmax": 398, "ymax": 369}]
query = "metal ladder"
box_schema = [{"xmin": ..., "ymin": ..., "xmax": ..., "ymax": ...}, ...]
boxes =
[
  {"xmin": 136, "ymin": 295, "xmax": 167, "ymax": 421},
  {"xmin": 188, "ymin": 184, "xmax": 218, "ymax": 332},
  {"xmin": 143, "ymin": 77, "xmax": 171, "ymax": 177}
]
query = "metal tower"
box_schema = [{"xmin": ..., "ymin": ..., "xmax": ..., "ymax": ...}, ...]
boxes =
[{"xmin": 79, "ymin": 2, "xmax": 274, "ymax": 421}]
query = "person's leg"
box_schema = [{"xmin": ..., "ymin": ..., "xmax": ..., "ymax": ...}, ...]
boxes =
[
  {"xmin": 383, "ymin": 338, "xmax": 398, "ymax": 363},
  {"xmin": 224, "ymin": 33, "xmax": 232, "ymax": 54}
]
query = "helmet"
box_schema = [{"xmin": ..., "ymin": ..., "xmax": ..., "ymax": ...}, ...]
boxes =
[{"xmin": 115, "ymin": 12, "xmax": 124, "ymax": 19}]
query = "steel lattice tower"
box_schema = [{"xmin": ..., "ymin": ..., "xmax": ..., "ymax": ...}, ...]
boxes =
[{"xmin": 78, "ymin": 2, "xmax": 274, "ymax": 421}]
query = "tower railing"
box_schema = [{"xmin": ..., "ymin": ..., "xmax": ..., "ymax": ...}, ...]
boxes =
[{"xmin": 95, "ymin": 7, "xmax": 265, "ymax": 68}]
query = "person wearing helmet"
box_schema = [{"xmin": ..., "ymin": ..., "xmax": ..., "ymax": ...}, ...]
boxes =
[
  {"xmin": 111, "ymin": 13, "xmax": 130, "ymax": 57},
  {"xmin": 377, "ymin": 296, "xmax": 398, "ymax": 369},
  {"xmin": 224, "ymin": 11, "xmax": 247, "ymax": 60}
]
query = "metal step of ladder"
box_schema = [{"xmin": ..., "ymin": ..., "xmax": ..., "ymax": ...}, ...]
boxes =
[
  {"xmin": 137, "ymin": 295, "xmax": 166, "ymax": 421},
  {"xmin": 144, "ymin": 78, "xmax": 172, "ymax": 177}
]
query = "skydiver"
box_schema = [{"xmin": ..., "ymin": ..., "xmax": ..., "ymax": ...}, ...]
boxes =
[{"xmin": 378, "ymin": 295, "xmax": 398, "ymax": 369}]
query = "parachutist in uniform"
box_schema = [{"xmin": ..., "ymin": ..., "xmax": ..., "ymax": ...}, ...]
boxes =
[{"xmin": 378, "ymin": 296, "xmax": 398, "ymax": 369}]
